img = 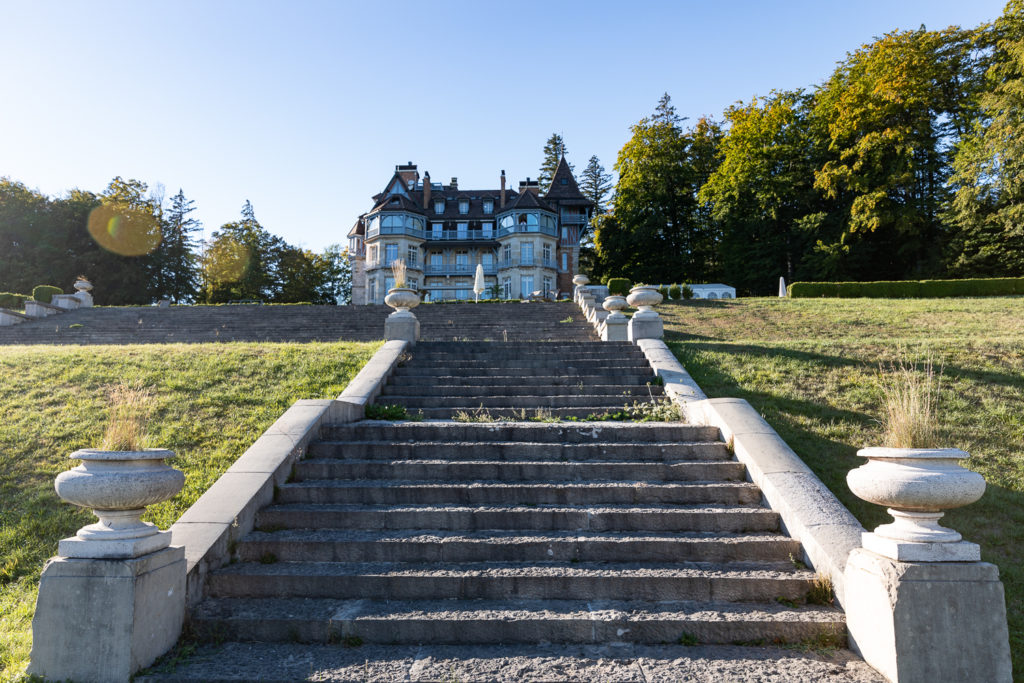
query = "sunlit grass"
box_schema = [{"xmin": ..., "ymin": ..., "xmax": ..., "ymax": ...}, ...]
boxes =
[
  {"xmin": 0, "ymin": 341, "xmax": 380, "ymax": 681},
  {"xmin": 662, "ymin": 297, "xmax": 1024, "ymax": 674}
]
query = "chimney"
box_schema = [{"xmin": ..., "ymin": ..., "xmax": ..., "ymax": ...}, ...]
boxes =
[
  {"xmin": 500, "ymin": 170, "xmax": 506, "ymax": 208},
  {"xmin": 423, "ymin": 171, "xmax": 431, "ymax": 208},
  {"xmin": 450, "ymin": 177, "xmax": 458, "ymax": 190}
]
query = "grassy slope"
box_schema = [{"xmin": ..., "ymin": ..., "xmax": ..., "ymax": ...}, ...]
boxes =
[
  {"xmin": 661, "ymin": 297, "xmax": 1024, "ymax": 677},
  {"xmin": 0, "ymin": 341, "xmax": 381, "ymax": 681}
]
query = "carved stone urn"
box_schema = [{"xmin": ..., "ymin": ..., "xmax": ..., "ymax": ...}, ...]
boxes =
[
  {"xmin": 384, "ymin": 286, "xmax": 420, "ymax": 314},
  {"xmin": 602, "ymin": 294, "xmax": 628, "ymax": 320},
  {"xmin": 73, "ymin": 278, "xmax": 94, "ymax": 307},
  {"xmin": 847, "ymin": 447, "xmax": 986, "ymax": 561},
  {"xmin": 55, "ymin": 448, "xmax": 184, "ymax": 558},
  {"xmin": 626, "ymin": 285, "xmax": 663, "ymax": 317},
  {"xmin": 572, "ymin": 274, "xmax": 590, "ymax": 303}
]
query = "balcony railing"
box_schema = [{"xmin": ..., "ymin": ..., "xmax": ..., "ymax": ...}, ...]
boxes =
[
  {"xmin": 366, "ymin": 260, "xmax": 422, "ymax": 271},
  {"xmin": 497, "ymin": 258, "xmax": 558, "ymax": 270},
  {"xmin": 425, "ymin": 230, "xmax": 497, "ymax": 241},
  {"xmin": 365, "ymin": 226, "xmax": 425, "ymax": 240},
  {"xmin": 560, "ymin": 213, "xmax": 589, "ymax": 224},
  {"xmin": 497, "ymin": 225, "xmax": 558, "ymax": 238},
  {"xmin": 424, "ymin": 263, "xmax": 498, "ymax": 276}
]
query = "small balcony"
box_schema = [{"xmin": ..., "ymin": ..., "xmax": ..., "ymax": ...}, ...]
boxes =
[
  {"xmin": 425, "ymin": 229, "xmax": 497, "ymax": 241},
  {"xmin": 497, "ymin": 225, "xmax": 558, "ymax": 239},
  {"xmin": 424, "ymin": 263, "xmax": 498, "ymax": 276},
  {"xmin": 497, "ymin": 258, "xmax": 558, "ymax": 270}
]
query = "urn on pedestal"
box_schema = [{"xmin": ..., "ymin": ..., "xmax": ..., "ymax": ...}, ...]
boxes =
[
  {"xmin": 55, "ymin": 449, "xmax": 184, "ymax": 559},
  {"xmin": 847, "ymin": 447, "xmax": 986, "ymax": 561},
  {"xmin": 626, "ymin": 285, "xmax": 664, "ymax": 341}
]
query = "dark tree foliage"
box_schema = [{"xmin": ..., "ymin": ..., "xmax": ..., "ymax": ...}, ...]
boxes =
[
  {"xmin": 151, "ymin": 189, "xmax": 202, "ymax": 303},
  {"xmin": 578, "ymin": 155, "xmax": 613, "ymax": 213},
  {"xmin": 538, "ymin": 133, "xmax": 573, "ymax": 193}
]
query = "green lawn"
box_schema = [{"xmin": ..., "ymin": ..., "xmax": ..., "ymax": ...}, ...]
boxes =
[
  {"xmin": 660, "ymin": 297, "xmax": 1024, "ymax": 678},
  {"xmin": 0, "ymin": 341, "xmax": 381, "ymax": 682}
]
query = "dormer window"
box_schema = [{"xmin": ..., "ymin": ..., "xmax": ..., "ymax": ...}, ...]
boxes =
[
  {"xmin": 483, "ymin": 199, "xmax": 493, "ymax": 214},
  {"xmin": 459, "ymin": 200, "xmax": 469, "ymax": 215},
  {"xmin": 560, "ymin": 178, "xmax": 568, "ymax": 185},
  {"xmin": 434, "ymin": 200, "xmax": 445, "ymax": 215}
]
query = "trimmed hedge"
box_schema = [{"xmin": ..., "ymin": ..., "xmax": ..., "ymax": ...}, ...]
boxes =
[
  {"xmin": 681, "ymin": 284, "xmax": 694, "ymax": 300},
  {"xmin": 668, "ymin": 283, "xmax": 681, "ymax": 299},
  {"xmin": 31, "ymin": 285, "xmax": 63, "ymax": 304},
  {"xmin": 606, "ymin": 278, "xmax": 631, "ymax": 296},
  {"xmin": 0, "ymin": 292, "xmax": 29, "ymax": 310},
  {"xmin": 788, "ymin": 277, "xmax": 1024, "ymax": 299}
]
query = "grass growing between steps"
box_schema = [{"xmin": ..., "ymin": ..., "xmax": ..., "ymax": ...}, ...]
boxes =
[
  {"xmin": 659, "ymin": 296, "xmax": 1024, "ymax": 675},
  {"xmin": 0, "ymin": 341, "xmax": 380, "ymax": 681}
]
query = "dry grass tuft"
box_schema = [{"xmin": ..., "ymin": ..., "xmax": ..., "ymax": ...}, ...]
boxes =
[
  {"xmin": 100, "ymin": 382, "xmax": 154, "ymax": 451},
  {"xmin": 391, "ymin": 258, "xmax": 407, "ymax": 288},
  {"xmin": 878, "ymin": 355, "xmax": 942, "ymax": 449}
]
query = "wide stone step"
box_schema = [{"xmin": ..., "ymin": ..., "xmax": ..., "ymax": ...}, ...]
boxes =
[
  {"xmin": 255, "ymin": 504, "xmax": 779, "ymax": 533},
  {"xmin": 207, "ymin": 560, "xmax": 815, "ymax": 602},
  {"xmin": 386, "ymin": 406, "xmax": 651, "ymax": 419},
  {"xmin": 392, "ymin": 373, "xmax": 655, "ymax": 386},
  {"xmin": 304, "ymin": 440, "xmax": 732, "ymax": 462},
  {"xmin": 190, "ymin": 597, "xmax": 845, "ymax": 646},
  {"xmin": 321, "ymin": 422, "xmax": 720, "ymax": 443},
  {"xmin": 379, "ymin": 395, "xmax": 653, "ymax": 409},
  {"xmin": 379, "ymin": 384, "xmax": 660, "ymax": 397},
  {"xmin": 275, "ymin": 480, "xmax": 760, "ymax": 506},
  {"xmin": 236, "ymin": 529, "xmax": 801, "ymax": 564},
  {"xmin": 293, "ymin": 459, "xmax": 745, "ymax": 482},
  {"xmin": 392, "ymin": 364, "xmax": 651, "ymax": 376},
  {"xmin": 395, "ymin": 359, "xmax": 649, "ymax": 370},
  {"xmin": 408, "ymin": 350, "xmax": 643, "ymax": 360}
]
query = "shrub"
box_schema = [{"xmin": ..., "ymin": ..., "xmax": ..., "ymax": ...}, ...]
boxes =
[
  {"xmin": 606, "ymin": 278, "xmax": 630, "ymax": 296},
  {"xmin": 668, "ymin": 283, "xmax": 681, "ymax": 299},
  {"xmin": 681, "ymin": 284, "xmax": 694, "ymax": 300},
  {"xmin": 32, "ymin": 285, "xmax": 63, "ymax": 304},
  {"xmin": 657, "ymin": 285, "xmax": 669, "ymax": 299},
  {"xmin": 788, "ymin": 277, "xmax": 1024, "ymax": 299},
  {"xmin": 0, "ymin": 292, "xmax": 29, "ymax": 310}
]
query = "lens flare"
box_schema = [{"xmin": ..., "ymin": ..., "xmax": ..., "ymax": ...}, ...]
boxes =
[{"xmin": 88, "ymin": 205, "xmax": 161, "ymax": 256}]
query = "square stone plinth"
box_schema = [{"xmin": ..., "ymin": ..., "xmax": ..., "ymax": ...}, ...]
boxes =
[
  {"xmin": 862, "ymin": 532, "xmax": 980, "ymax": 562},
  {"xmin": 29, "ymin": 546, "xmax": 185, "ymax": 683}
]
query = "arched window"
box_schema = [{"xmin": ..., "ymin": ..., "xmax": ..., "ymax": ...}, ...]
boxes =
[{"xmin": 499, "ymin": 215, "xmax": 514, "ymax": 229}]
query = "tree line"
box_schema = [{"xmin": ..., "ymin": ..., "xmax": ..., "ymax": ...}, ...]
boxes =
[
  {"xmin": 585, "ymin": 2, "xmax": 1024, "ymax": 294},
  {"xmin": 0, "ymin": 177, "xmax": 351, "ymax": 305}
]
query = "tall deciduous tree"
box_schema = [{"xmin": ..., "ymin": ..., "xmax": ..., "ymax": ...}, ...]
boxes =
[
  {"xmin": 946, "ymin": 1, "xmax": 1024, "ymax": 276},
  {"xmin": 538, "ymin": 133, "xmax": 572, "ymax": 193},
  {"xmin": 813, "ymin": 27, "xmax": 985, "ymax": 279},
  {"xmin": 598, "ymin": 96, "xmax": 720, "ymax": 284},
  {"xmin": 701, "ymin": 91, "xmax": 831, "ymax": 293}
]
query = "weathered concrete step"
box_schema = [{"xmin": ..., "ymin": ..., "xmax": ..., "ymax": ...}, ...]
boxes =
[
  {"xmin": 388, "ymin": 406, "xmax": 650, "ymax": 419},
  {"xmin": 392, "ymin": 373, "xmax": 655, "ymax": 386},
  {"xmin": 190, "ymin": 597, "xmax": 845, "ymax": 646},
  {"xmin": 256, "ymin": 504, "xmax": 779, "ymax": 533},
  {"xmin": 275, "ymin": 480, "xmax": 760, "ymax": 506},
  {"xmin": 379, "ymin": 384, "xmax": 661, "ymax": 397},
  {"xmin": 293, "ymin": 459, "xmax": 745, "ymax": 481},
  {"xmin": 322, "ymin": 422, "xmax": 720, "ymax": 443},
  {"xmin": 408, "ymin": 350, "xmax": 645, "ymax": 360},
  {"xmin": 379, "ymin": 395, "xmax": 655, "ymax": 409},
  {"xmin": 305, "ymin": 440, "xmax": 731, "ymax": 462},
  {"xmin": 394, "ymin": 360, "xmax": 651, "ymax": 370},
  {"xmin": 207, "ymin": 560, "xmax": 815, "ymax": 602},
  {"xmin": 236, "ymin": 529, "xmax": 801, "ymax": 564}
]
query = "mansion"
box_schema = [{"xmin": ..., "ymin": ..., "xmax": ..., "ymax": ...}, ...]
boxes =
[{"xmin": 347, "ymin": 158, "xmax": 594, "ymax": 304}]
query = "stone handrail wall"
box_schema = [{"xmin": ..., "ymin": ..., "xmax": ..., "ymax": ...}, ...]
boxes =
[{"xmin": 168, "ymin": 339, "xmax": 408, "ymax": 607}]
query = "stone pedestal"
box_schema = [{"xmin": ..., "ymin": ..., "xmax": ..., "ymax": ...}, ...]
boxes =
[
  {"xmin": 25, "ymin": 301, "xmax": 58, "ymax": 318},
  {"xmin": 628, "ymin": 310, "xmax": 663, "ymax": 341},
  {"xmin": 75, "ymin": 290, "xmax": 94, "ymax": 307},
  {"xmin": 29, "ymin": 546, "xmax": 186, "ymax": 683},
  {"xmin": 52, "ymin": 294, "xmax": 81, "ymax": 310},
  {"xmin": 845, "ymin": 548, "xmax": 1011, "ymax": 683},
  {"xmin": 385, "ymin": 311, "xmax": 419, "ymax": 344},
  {"xmin": 603, "ymin": 315, "xmax": 628, "ymax": 341}
]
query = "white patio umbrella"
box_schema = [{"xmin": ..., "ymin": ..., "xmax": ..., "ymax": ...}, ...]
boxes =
[{"xmin": 473, "ymin": 263, "xmax": 486, "ymax": 303}]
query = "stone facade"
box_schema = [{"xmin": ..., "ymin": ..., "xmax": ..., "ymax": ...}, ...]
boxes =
[{"xmin": 348, "ymin": 158, "xmax": 593, "ymax": 304}]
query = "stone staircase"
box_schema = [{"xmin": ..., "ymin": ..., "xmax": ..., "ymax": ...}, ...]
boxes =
[
  {"xmin": 190, "ymin": 421, "xmax": 844, "ymax": 649},
  {"xmin": 0, "ymin": 301, "xmax": 591, "ymax": 345},
  {"xmin": 376, "ymin": 341, "xmax": 658, "ymax": 419}
]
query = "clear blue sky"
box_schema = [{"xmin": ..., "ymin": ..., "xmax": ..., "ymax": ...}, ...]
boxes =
[{"xmin": 0, "ymin": 0, "xmax": 1007, "ymax": 253}]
